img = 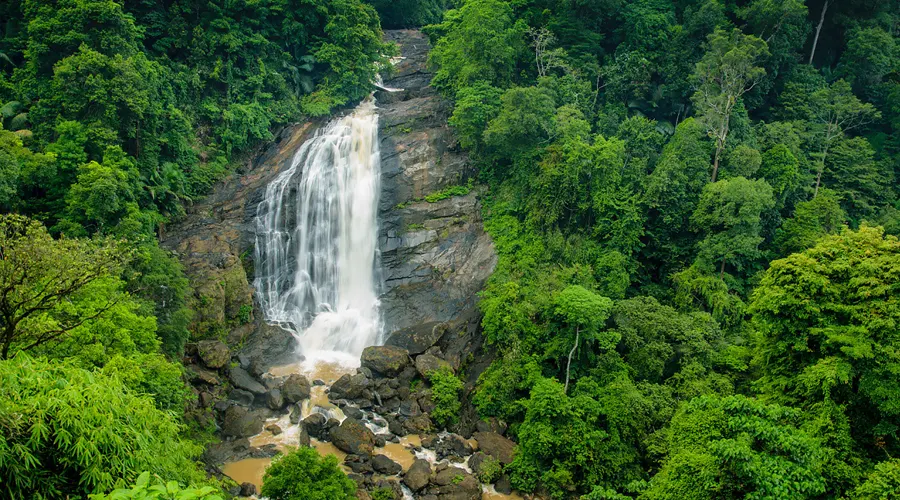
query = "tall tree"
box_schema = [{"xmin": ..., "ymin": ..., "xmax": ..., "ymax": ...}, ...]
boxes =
[
  {"xmin": 0, "ymin": 215, "xmax": 126, "ymax": 359},
  {"xmin": 691, "ymin": 29, "xmax": 768, "ymax": 182},
  {"xmin": 807, "ymin": 80, "xmax": 880, "ymax": 197},
  {"xmin": 552, "ymin": 285, "xmax": 614, "ymax": 393}
]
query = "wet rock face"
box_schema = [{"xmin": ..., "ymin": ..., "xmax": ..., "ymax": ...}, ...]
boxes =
[
  {"xmin": 377, "ymin": 29, "xmax": 497, "ymax": 333},
  {"xmin": 221, "ymin": 406, "xmax": 264, "ymax": 438},
  {"xmin": 361, "ymin": 345, "xmax": 411, "ymax": 377},
  {"xmin": 197, "ymin": 340, "xmax": 230, "ymax": 369},
  {"xmin": 330, "ymin": 417, "xmax": 377, "ymax": 456}
]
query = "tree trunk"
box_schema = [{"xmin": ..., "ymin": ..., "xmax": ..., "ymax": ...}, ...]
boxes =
[
  {"xmin": 564, "ymin": 326, "xmax": 580, "ymax": 394},
  {"xmin": 809, "ymin": 0, "xmax": 829, "ymax": 65},
  {"xmin": 814, "ymin": 144, "xmax": 830, "ymax": 198},
  {"xmin": 712, "ymin": 144, "xmax": 723, "ymax": 183}
]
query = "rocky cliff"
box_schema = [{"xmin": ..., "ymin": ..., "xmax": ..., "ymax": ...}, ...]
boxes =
[
  {"xmin": 376, "ymin": 30, "xmax": 497, "ymax": 333},
  {"xmin": 161, "ymin": 29, "xmax": 495, "ymax": 365}
]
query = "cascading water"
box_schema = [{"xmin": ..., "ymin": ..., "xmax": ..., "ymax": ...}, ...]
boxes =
[{"xmin": 254, "ymin": 98, "xmax": 382, "ymax": 361}]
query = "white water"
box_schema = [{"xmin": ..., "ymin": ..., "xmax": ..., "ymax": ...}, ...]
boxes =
[{"xmin": 254, "ymin": 98, "xmax": 382, "ymax": 361}]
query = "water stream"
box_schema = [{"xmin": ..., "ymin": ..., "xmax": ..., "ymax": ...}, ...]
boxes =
[{"xmin": 254, "ymin": 98, "xmax": 383, "ymax": 361}]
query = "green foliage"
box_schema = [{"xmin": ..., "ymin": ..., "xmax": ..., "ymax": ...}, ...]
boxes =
[
  {"xmin": 0, "ymin": 355, "xmax": 203, "ymax": 499},
  {"xmin": 424, "ymin": 182, "xmax": 471, "ymax": 203},
  {"xmin": 427, "ymin": 0, "xmax": 526, "ymax": 94},
  {"xmin": 642, "ymin": 395, "xmax": 827, "ymax": 500},
  {"xmin": 851, "ymin": 460, "xmax": 900, "ymax": 500},
  {"xmin": 261, "ymin": 447, "xmax": 356, "ymax": 500},
  {"xmin": 428, "ymin": 366, "xmax": 464, "ymax": 428},
  {"xmin": 90, "ymin": 472, "xmax": 222, "ymax": 500},
  {"xmin": 752, "ymin": 226, "xmax": 900, "ymax": 454},
  {"xmin": 477, "ymin": 456, "xmax": 502, "ymax": 484}
]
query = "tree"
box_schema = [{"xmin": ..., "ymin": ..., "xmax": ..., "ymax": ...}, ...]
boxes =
[
  {"xmin": 752, "ymin": 226, "xmax": 900, "ymax": 453},
  {"xmin": 808, "ymin": 0, "xmax": 830, "ymax": 64},
  {"xmin": 691, "ymin": 29, "xmax": 768, "ymax": 182},
  {"xmin": 691, "ymin": 177, "xmax": 775, "ymax": 279},
  {"xmin": 642, "ymin": 395, "xmax": 827, "ymax": 500},
  {"xmin": 261, "ymin": 447, "xmax": 356, "ymax": 500},
  {"xmin": 553, "ymin": 285, "xmax": 614, "ymax": 393},
  {"xmin": 448, "ymin": 82, "xmax": 503, "ymax": 151},
  {"xmin": 427, "ymin": 0, "xmax": 526, "ymax": 94},
  {"xmin": 839, "ymin": 27, "xmax": 895, "ymax": 97},
  {"xmin": 0, "ymin": 215, "xmax": 127, "ymax": 359},
  {"xmin": 483, "ymin": 86, "xmax": 557, "ymax": 156},
  {"xmin": 775, "ymin": 188, "xmax": 845, "ymax": 255},
  {"xmin": 807, "ymin": 80, "xmax": 880, "ymax": 197},
  {"xmin": 851, "ymin": 460, "xmax": 900, "ymax": 500},
  {"xmin": 0, "ymin": 355, "xmax": 203, "ymax": 499}
]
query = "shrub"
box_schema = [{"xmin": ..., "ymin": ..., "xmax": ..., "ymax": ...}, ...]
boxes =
[
  {"xmin": 428, "ymin": 367, "xmax": 464, "ymax": 428},
  {"xmin": 261, "ymin": 447, "xmax": 356, "ymax": 500},
  {"xmin": 89, "ymin": 472, "xmax": 222, "ymax": 500}
]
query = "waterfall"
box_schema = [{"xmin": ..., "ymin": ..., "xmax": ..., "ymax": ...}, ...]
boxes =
[{"xmin": 254, "ymin": 98, "xmax": 382, "ymax": 361}]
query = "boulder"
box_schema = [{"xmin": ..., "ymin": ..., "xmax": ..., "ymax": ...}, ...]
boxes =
[
  {"xmin": 330, "ymin": 373, "xmax": 370, "ymax": 400},
  {"xmin": 372, "ymin": 454, "xmax": 403, "ymax": 475},
  {"xmin": 403, "ymin": 459, "xmax": 432, "ymax": 492},
  {"xmin": 239, "ymin": 482, "xmax": 257, "ymax": 497},
  {"xmin": 385, "ymin": 322, "xmax": 447, "ymax": 355},
  {"xmin": 229, "ymin": 367, "xmax": 266, "ymax": 394},
  {"xmin": 289, "ymin": 404, "xmax": 302, "ymax": 424},
  {"xmin": 222, "ymin": 406, "xmax": 264, "ymax": 437},
  {"xmin": 266, "ymin": 388, "xmax": 284, "ymax": 410},
  {"xmin": 282, "ymin": 373, "xmax": 311, "ymax": 403},
  {"xmin": 303, "ymin": 413, "xmax": 328, "ymax": 439},
  {"xmin": 428, "ymin": 468, "xmax": 481, "ymax": 500},
  {"xmin": 415, "ymin": 353, "xmax": 452, "ymax": 378},
  {"xmin": 361, "ymin": 346, "xmax": 410, "ymax": 377},
  {"xmin": 190, "ymin": 366, "xmax": 221, "ymax": 386},
  {"xmin": 298, "ymin": 424, "xmax": 311, "ymax": 447},
  {"xmin": 495, "ymin": 474, "xmax": 512, "ymax": 494},
  {"xmin": 197, "ymin": 340, "xmax": 230, "ymax": 369},
  {"xmin": 228, "ymin": 389, "xmax": 255, "ymax": 406},
  {"xmin": 475, "ymin": 418, "xmax": 508, "ymax": 436},
  {"xmin": 473, "ymin": 431, "xmax": 516, "ymax": 464},
  {"xmin": 265, "ymin": 424, "xmax": 283, "ymax": 435},
  {"xmin": 402, "ymin": 414, "xmax": 433, "ymax": 435},
  {"xmin": 330, "ymin": 418, "xmax": 376, "ymax": 455},
  {"xmin": 399, "ymin": 399, "xmax": 421, "ymax": 417},
  {"xmin": 441, "ymin": 434, "xmax": 473, "ymax": 457}
]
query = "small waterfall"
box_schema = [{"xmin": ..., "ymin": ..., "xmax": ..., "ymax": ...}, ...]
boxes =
[{"xmin": 254, "ymin": 98, "xmax": 382, "ymax": 360}]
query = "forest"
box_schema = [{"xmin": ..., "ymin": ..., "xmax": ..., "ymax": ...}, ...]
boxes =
[{"xmin": 0, "ymin": 0, "xmax": 899, "ymax": 499}]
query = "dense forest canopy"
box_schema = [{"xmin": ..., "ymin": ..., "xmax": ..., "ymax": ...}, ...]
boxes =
[
  {"xmin": 0, "ymin": 0, "xmax": 899, "ymax": 498},
  {"xmin": 423, "ymin": 0, "xmax": 900, "ymax": 498}
]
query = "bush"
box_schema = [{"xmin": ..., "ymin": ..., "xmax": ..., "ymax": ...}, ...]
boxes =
[
  {"xmin": 261, "ymin": 447, "xmax": 356, "ymax": 500},
  {"xmin": 0, "ymin": 355, "xmax": 203, "ymax": 498},
  {"xmin": 428, "ymin": 367, "xmax": 464, "ymax": 428},
  {"xmin": 477, "ymin": 456, "xmax": 503, "ymax": 483},
  {"xmin": 89, "ymin": 472, "xmax": 222, "ymax": 500}
]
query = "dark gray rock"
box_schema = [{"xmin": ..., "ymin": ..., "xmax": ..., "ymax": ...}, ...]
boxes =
[
  {"xmin": 427, "ymin": 468, "xmax": 481, "ymax": 500},
  {"xmin": 344, "ymin": 406, "xmax": 364, "ymax": 420},
  {"xmin": 229, "ymin": 367, "xmax": 266, "ymax": 394},
  {"xmin": 442, "ymin": 434, "xmax": 473, "ymax": 457},
  {"xmin": 402, "ymin": 414, "xmax": 433, "ymax": 435},
  {"xmin": 298, "ymin": 424, "xmax": 311, "ymax": 447},
  {"xmin": 222, "ymin": 406, "xmax": 264, "ymax": 437},
  {"xmin": 190, "ymin": 366, "xmax": 222, "ymax": 385},
  {"xmin": 399, "ymin": 399, "xmax": 422, "ymax": 417},
  {"xmin": 303, "ymin": 413, "xmax": 328, "ymax": 439},
  {"xmin": 330, "ymin": 418, "xmax": 376, "ymax": 456},
  {"xmin": 228, "ymin": 389, "xmax": 255, "ymax": 406},
  {"xmin": 265, "ymin": 423, "xmax": 282, "ymax": 435},
  {"xmin": 403, "ymin": 459, "xmax": 432, "ymax": 492},
  {"xmin": 198, "ymin": 340, "xmax": 230, "ymax": 369},
  {"xmin": 475, "ymin": 418, "xmax": 508, "ymax": 436},
  {"xmin": 289, "ymin": 403, "xmax": 302, "ymax": 424},
  {"xmin": 239, "ymin": 482, "xmax": 257, "ymax": 497},
  {"xmin": 495, "ymin": 474, "xmax": 512, "ymax": 494},
  {"xmin": 281, "ymin": 373, "xmax": 310, "ymax": 403},
  {"xmin": 473, "ymin": 431, "xmax": 516, "ymax": 465},
  {"xmin": 330, "ymin": 373, "xmax": 370, "ymax": 400},
  {"xmin": 415, "ymin": 353, "xmax": 452, "ymax": 378},
  {"xmin": 385, "ymin": 322, "xmax": 448, "ymax": 355},
  {"xmin": 372, "ymin": 454, "xmax": 403, "ymax": 475},
  {"xmin": 266, "ymin": 388, "xmax": 284, "ymax": 410},
  {"xmin": 361, "ymin": 346, "xmax": 410, "ymax": 377}
]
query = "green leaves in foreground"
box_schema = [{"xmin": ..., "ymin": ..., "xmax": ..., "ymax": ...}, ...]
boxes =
[
  {"xmin": 0, "ymin": 355, "xmax": 203, "ymax": 499},
  {"xmin": 90, "ymin": 472, "xmax": 221, "ymax": 500}
]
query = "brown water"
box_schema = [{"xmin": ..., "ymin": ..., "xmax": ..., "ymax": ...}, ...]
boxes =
[
  {"xmin": 482, "ymin": 486, "xmax": 525, "ymax": 500},
  {"xmin": 378, "ymin": 435, "xmax": 421, "ymax": 472},
  {"xmin": 221, "ymin": 458, "xmax": 270, "ymax": 490},
  {"xmin": 311, "ymin": 438, "xmax": 348, "ymax": 462}
]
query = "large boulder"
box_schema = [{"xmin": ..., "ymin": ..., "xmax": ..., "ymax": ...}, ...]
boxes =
[
  {"xmin": 403, "ymin": 459, "xmax": 432, "ymax": 492},
  {"xmin": 372, "ymin": 454, "xmax": 403, "ymax": 475},
  {"xmin": 428, "ymin": 468, "xmax": 481, "ymax": 500},
  {"xmin": 222, "ymin": 406, "xmax": 264, "ymax": 437},
  {"xmin": 197, "ymin": 340, "xmax": 230, "ymax": 369},
  {"xmin": 266, "ymin": 388, "xmax": 284, "ymax": 410},
  {"xmin": 473, "ymin": 431, "xmax": 516, "ymax": 464},
  {"xmin": 229, "ymin": 366, "xmax": 267, "ymax": 394},
  {"xmin": 281, "ymin": 373, "xmax": 311, "ymax": 403},
  {"xmin": 228, "ymin": 389, "xmax": 255, "ymax": 406},
  {"xmin": 330, "ymin": 373, "xmax": 370, "ymax": 400},
  {"xmin": 385, "ymin": 322, "xmax": 447, "ymax": 355},
  {"xmin": 361, "ymin": 346, "xmax": 410, "ymax": 377},
  {"xmin": 415, "ymin": 353, "xmax": 452, "ymax": 378},
  {"xmin": 330, "ymin": 418, "xmax": 376, "ymax": 455}
]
